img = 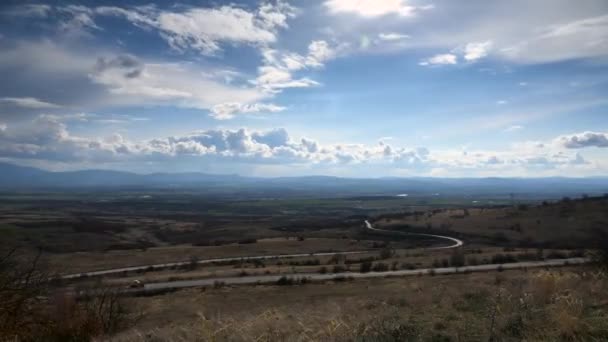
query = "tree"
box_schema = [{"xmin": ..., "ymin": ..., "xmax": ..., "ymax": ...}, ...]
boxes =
[{"xmin": 0, "ymin": 248, "xmax": 49, "ymax": 339}]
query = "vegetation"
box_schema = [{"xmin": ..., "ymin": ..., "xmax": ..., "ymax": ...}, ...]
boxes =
[{"xmin": 0, "ymin": 248, "xmax": 134, "ymax": 341}]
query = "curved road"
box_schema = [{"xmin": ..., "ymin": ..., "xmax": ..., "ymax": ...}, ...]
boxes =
[
  {"xmin": 364, "ymin": 220, "xmax": 464, "ymax": 249},
  {"xmin": 59, "ymin": 250, "xmax": 370, "ymax": 280},
  {"xmin": 60, "ymin": 220, "xmax": 464, "ymax": 280}
]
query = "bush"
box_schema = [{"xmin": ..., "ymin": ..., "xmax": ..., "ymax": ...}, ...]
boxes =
[
  {"xmin": 467, "ymin": 256, "xmax": 479, "ymax": 266},
  {"xmin": 328, "ymin": 254, "xmax": 344, "ymax": 265},
  {"xmin": 546, "ymin": 251, "xmax": 567, "ymax": 259},
  {"xmin": 332, "ymin": 265, "xmax": 346, "ymax": 273},
  {"xmin": 359, "ymin": 261, "xmax": 373, "ymax": 273},
  {"xmin": 372, "ymin": 262, "xmax": 389, "ymax": 272},
  {"xmin": 379, "ymin": 248, "xmax": 395, "ymax": 260},
  {"xmin": 449, "ymin": 250, "xmax": 465, "ymax": 267},
  {"xmin": 0, "ymin": 248, "xmax": 133, "ymax": 341},
  {"xmin": 491, "ymin": 254, "xmax": 517, "ymax": 264},
  {"xmin": 590, "ymin": 228, "xmax": 608, "ymax": 271},
  {"xmin": 276, "ymin": 276, "xmax": 295, "ymax": 286}
]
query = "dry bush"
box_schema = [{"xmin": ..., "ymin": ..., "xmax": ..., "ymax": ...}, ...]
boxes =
[
  {"xmin": 0, "ymin": 247, "xmax": 134, "ymax": 341},
  {"xmin": 0, "ymin": 248, "xmax": 50, "ymax": 340}
]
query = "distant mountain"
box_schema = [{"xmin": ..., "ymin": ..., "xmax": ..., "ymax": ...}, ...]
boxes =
[{"xmin": 0, "ymin": 162, "xmax": 607, "ymax": 198}]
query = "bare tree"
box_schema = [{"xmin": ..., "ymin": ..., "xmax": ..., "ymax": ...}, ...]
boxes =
[{"xmin": 0, "ymin": 248, "xmax": 49, "ymax": 340}]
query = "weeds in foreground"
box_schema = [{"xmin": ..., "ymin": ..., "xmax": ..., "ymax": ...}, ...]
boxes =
[{"xmin": 114, "ymin": 268, "xmax": 608, "ymax": 342}]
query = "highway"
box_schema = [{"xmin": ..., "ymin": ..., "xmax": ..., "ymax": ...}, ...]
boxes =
[
  {"xmin": 140, "ymin": 257, "xmax": 589, "ymax": 292},
  {"xmin": 61, "ymin": 219, "xmax": 463, "ymax": 279},
  {"xmin": 59, "ymin": 250, "xmax": 370, "ymax": 279}
]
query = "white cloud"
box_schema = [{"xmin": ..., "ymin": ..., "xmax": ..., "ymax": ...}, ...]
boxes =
[
  {"xmin": 504, "ymin": 125, "xmax": 523, "ymax": 132},
  {"xmin": 324, "ymin": 0, "xmax": 416, "ymax": 17},
  {"xmin": 499, "ymin": 14, "xmax": 608, "ymax": 63},
  {"xmin": 557, "ymin": 131, "xmax": 608, "ymax": 148},
  {"xmin": 306, "ymin": 40, "xmax": 336, "ymax": 67},
  {"xmin": 0, "ymin": 97, "xmax": 62, "ymax": 109},
  {"xmin": 378, "ymin": 32, "xmax": 410, "ymax": 41},
  {"xmin": 419, "ymin": 53, "xmax": 457, "ymax": 66},
  {"xmin": 252, "ymin": 40, "xmax": 337, "ymax": 93},
  {"xmin": 90, "ymin": 54, "xmax": 267, "ymax": 112},
  {"xmin": 1, "ymin": 116, "xmax": 606, "ymax": 176},
  {"xmin": 210, "ymin": 102, "xmax": 286, "ymax": 120},
  {"xmin": 496, "ymin": 100, "xmax": 508, "ymax": 105},
  {"xmin": 96, "ymin": 2, "xmax": 296, "ymax": 55},
  {"xmin": 57, "ymin": 5, "xmax": 101, "ymax": 36},
  {"xmin": 7, "ymin": 4, "xmax": 51, "ymax": 17},
  {"xmin": 463, "ymin": 41, "xmax": 492, "ymax": 61},
  {"xmin": 419, "ymin": 41, "xmax": 491, "ymax": 67},
  {"xmin": 0, "ymin": 115, "xmax": 428, "ymax": 166}
]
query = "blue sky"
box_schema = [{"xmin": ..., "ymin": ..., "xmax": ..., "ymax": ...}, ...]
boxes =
[{"xmin": 0, "ymin": 0, "xmax": 607, "ymax": 177}]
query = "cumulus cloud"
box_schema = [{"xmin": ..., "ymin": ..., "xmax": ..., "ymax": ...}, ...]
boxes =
[
  {"xmin": 557, "ymin": 131, "xmax": 608, "ymax": 148},
  {"xmin": 0, "ymin": 115, "xmax": 430, "ymax": 167},
  {"xmin": 0, "ymin": 97, "xmax": 62, "ymax": 109},
  {"xmin": 0, "ymin": 116, "xmax": 605, "ymax": 175},
  {"xmin": 419, "ymin": 53, "xmax": 457, "ymax": 66},
  {"xmin": 324, "ymin": 0, "xmax": 417, "ymax": 17}
]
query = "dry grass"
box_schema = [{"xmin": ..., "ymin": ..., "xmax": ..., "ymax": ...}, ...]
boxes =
[
  {"xmin": 109, "ymin": 267, "xmax": 608, "ymax": 341},
  {"xmin": 375, "ymin": 197, "xmax": 608, "ymax": 247},
  {"xmin": 45, "ymin": 238, "xmax": 374, "ymax": 274}
]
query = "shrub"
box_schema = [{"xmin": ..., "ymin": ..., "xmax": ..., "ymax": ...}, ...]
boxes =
[
  {"xmin": 359, "ymin": 261, "xmax": 373, "ymax": 273},
  {"xmin": 328, "ymin": 254, "xmax": 344, "ymax": 265},
  {"xmin": 379, "ymin": 248, "xmax": 395, "ymax": 260},
  {"xmin": 332, "ymin": 265, "xmax": 346, "ymax": 273},
  {"xmin": 0, "ymin": 248, "xmax": 133, "ymax": 341},
  {"xmin": 590, "ymin": 228, "xmax": 608, "ymax": 271},
  {"xmin": 546, "ymin": 251, "xmax": 567, "ymax": 259},
  {"xmin": 491, "ymin": 254, "xmax": 517, "ymax": 264},
  {"xmin": 467, "ymin": 256, "xmax": 479, "ymax": 266},
  {"xmin": 449, "ymin": 250, "xmax": 465, "ymax": 267},
  {"xmin": 372, "ymin": 262, "xmax": 389, "ymax": 272},
  {"xmin": 276, "ymin": 276, "xmax": 294, "ymax": 286}
]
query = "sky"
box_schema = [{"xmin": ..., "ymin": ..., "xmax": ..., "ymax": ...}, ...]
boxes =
[{"xmin": 0, "ymin": 0, "xmax": 607, "ymax": 177}]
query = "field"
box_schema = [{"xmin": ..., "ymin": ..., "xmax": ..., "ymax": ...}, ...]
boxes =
[
  {"xmin": 112, "ymin": 267, "xmax": 608, "ymax": 341},
  {"xmin": 1, "ymin": 191, "xmax": 608, "ymax": 341}
]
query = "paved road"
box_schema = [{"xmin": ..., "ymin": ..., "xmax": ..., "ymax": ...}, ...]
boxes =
[
  {"xmin": 61, "ymin": 220, "xmax": 463, "ymax": 279},
  {"xmin": 364, "ymin": 220, "xmax": 464, "ymax": 249},
  {"xmin": 59, "ymin": 250, "xmax": 370, "ymax": 280},
  {"xmin": 139, "ymin": 258, "xmax": 589, "ymax": 292}
]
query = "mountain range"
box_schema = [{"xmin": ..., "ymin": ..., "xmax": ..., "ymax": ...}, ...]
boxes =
[{"xmin": 1, "ymin": 162, "xmax": 607, "ymax": 198}]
